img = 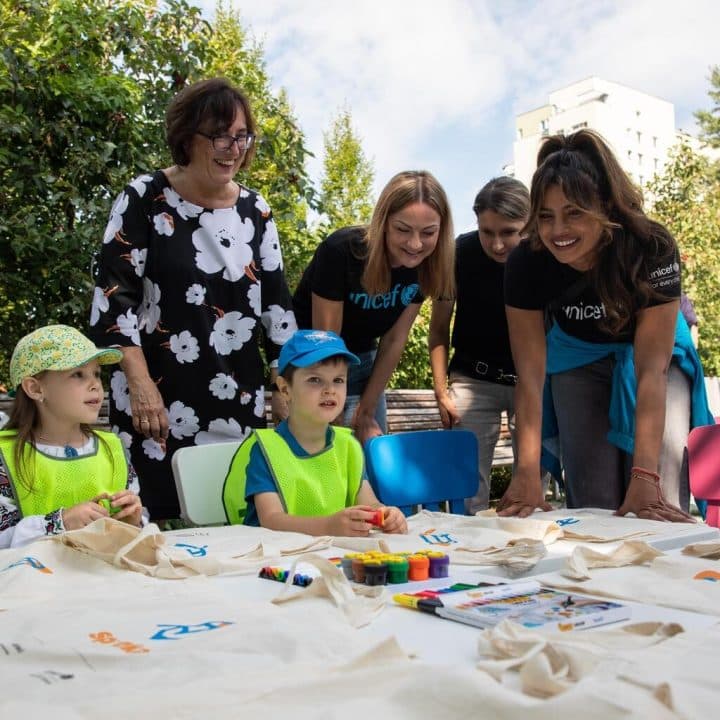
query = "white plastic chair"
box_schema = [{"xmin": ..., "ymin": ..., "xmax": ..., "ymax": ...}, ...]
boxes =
[{"xmin": 171, "ymin": 441, "xmax": 241, "ymax": 526}]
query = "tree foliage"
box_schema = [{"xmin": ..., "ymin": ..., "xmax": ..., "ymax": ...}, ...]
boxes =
[
  {"xmin": 648, "ymin": 142, "xmax": 720, "ymax": 374},
  {"xmin": 695, "ymin": 65, "xmax": 720, "ymax": 148},
  {"xmin": 0, "ymin": 0, "xmax": 211, "ymax": 382},
  {"xmin": 0, "ymin": 0, "xmax": 319, "ymax": 384},
  {"xmin": 318, "ymin": 107, "xmax": 374, "ymax": 228}
]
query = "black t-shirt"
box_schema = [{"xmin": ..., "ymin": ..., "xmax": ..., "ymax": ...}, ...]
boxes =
[
  {"xmin": 293, "ymin": 226, "xmax": 425, "ymax": 353},
  {"xmin": 448, "ymin": 231, "xmax": 514, "ymax": 372},
  {"xmin": 504, "ymin": 237, "xmax": 681, "ymax": 343}
]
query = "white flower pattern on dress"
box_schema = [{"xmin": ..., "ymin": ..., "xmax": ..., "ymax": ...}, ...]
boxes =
[
  {"xmin": 195, "ymin": 418, "xmax": 251, "ymax": 445},
  {"xmin": 209, "ymin": 373, "xmax": 238, "ymax": 400},
  {"xmin": 91, "ymin": 172, "xmax": 294, "ymax": 518},
  {"xmin": 154, "ymin": 212, "xmax": 174, "ymax": 236},
  {"xmin": 130, "ymin": 248, "xmax": 147, "ymax": 277},
  {"xmin": 138, "ymin": 278, "xmax": 161, "ymax": 333},
  {"xmin": 90, "ymin": 287, "xmax": 109, "ymax": 327},
  {"xmin": 209, "ymin": 311, "xmax": 256, "ymax": 355},
  {"xmin": 103, "ymin": 192, "xmax": 128, "ymax": 244},
  {"xmin": 142, "ymin": 437, "xmax": 166, "ymax": 461},
  {"xmin": 167, "ymin": 400, "xmax": 200, "ymax": 439},
  {"xmin": 259, "ymin": 220, "xmax": 282, "ymax": 271},
  {"xmin": 163, "ymin": 186, "xmax": 203, "ymax": 220},
  {"xmin": 247, "ymin": 282, "xmax": 261, "ymax": 316},
  {"xmin": 186, "ymin": 283, "xmax": 206, "ymax": 305},
  {"xmin": 254, "ymin": 389, "xmax": 265, "ymax": 418},
  {"xmin": 255, "ymin": 195, "xmax": 271, "ymax": 217},
  {"xmin": 112, "ymin": 425, "xmax": 133, "ymax": 450},
  {"xmin": 114, "ymin": 309, "xmax": 140, "ymax": 345},
  {"xmin": 110, "ymin": 370, "xmax": 132, "ymax": 416},
  {"xmin": 128, "ymin": 174, "xmax": 153, "ymax": 197},
  {"xmin": 169, "ymin": 330, "xmax": 200, "ymax": 364},
  {"xmin": 262, "ymin": 304, "xmax": 297, "ymax": 344},
  {"xmin": 192, "ymin": 210, "xmax": 255, "ymax": 281}
]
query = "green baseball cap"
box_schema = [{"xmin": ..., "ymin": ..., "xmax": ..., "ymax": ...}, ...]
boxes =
[{"xmin": 9, "ymin": 325, "xmax": 123, "ymax": 390}]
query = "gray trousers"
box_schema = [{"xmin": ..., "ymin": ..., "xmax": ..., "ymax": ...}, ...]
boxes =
[
  {"xmin": 550, "ymin": 357, "xmax": 691, "ymax": 510},
  {"xmin": 448, "ymin": 372, "xmax": 516, "ymax": 514}
]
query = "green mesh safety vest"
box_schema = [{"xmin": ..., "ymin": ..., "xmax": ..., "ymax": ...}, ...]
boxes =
[
  {"xmin": 0, "ymin": 430, "xmax": 127, "ymax": 518},
  {"xmin": 222, "ymin": 426, "xmax": 364, "ymax": 524}
]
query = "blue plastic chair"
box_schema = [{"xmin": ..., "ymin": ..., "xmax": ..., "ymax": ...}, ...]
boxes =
[{"xmin": 364, "ymin": 429, "xmax": 479, "ymax": 515}]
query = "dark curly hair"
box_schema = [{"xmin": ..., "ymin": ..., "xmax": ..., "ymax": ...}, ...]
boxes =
[{"xmin": 525, "ymin": 129, "xmax": 676, "ymax": 334}]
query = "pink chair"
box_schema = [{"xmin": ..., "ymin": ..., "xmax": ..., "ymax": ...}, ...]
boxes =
[{"xmin": 688, "ymin": 424, "xmax": 720, "ymax": 528}]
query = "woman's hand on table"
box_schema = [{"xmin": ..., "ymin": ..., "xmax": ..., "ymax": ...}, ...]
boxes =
[
  {"xmin": 616, "ymin": 467, "xmax": 696, "ymax": 523},
  {"xmin": 380, "ymin": 506, "xmax": 408, "ymax": 534},
  {"xmin": 496, "ymin": 469, "xmax": 552, "ymax": 517}
]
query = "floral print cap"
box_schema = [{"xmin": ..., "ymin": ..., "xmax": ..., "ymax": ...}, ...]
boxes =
[{"xmin": 10, "ymin": 324, "xmax": 123, "ymax": 389}]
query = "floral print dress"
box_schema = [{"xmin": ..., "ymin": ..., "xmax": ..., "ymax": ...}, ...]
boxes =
[{"xmin": 90, "ymin": 171, "xmax": 296, "ymax": 520}]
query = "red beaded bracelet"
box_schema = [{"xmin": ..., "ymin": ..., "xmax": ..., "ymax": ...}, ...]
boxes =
[{"xmin": 631, "ymin": 466, "xmax": 661, "ymax": 482}]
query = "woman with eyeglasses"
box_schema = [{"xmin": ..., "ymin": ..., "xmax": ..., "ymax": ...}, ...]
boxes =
[
  {"xmin": 293, "ymin": 171, "xmax": 455, "ymax": 445},
  {"xmin": 429, "ymin": 177, "xmax": 529, "ymax": 513},
  {"xmin": 499, "ymin": 129, "xmax": 713, "ymax": 522},
  {"xmin": 90, "ymin": 78, "xmax": 296, "ymax": 524}
]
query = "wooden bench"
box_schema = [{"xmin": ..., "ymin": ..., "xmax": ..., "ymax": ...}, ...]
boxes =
[
  {"xmin": 385, "ymin": 389, "xmax": 513, "ymax": 467},
  {"xmin": 0, "ymin": 388, "xmax": 514, "ymax": 467}
]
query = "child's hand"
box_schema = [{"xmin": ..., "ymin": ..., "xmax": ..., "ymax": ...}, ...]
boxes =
[
  {"xmin": 325, "ymin": 505, "xmax": 376, "ymax": 536},
  {"xmin": 107, "ymin": 490, "xmax": 143, "ymax": 527},
  {"xmin": 380, "ymin": 506, "xmax": 407, "ymax": 534},
  {"xmin": 62, "ymin": 499, "xmax": 109, "ymax": 530}
]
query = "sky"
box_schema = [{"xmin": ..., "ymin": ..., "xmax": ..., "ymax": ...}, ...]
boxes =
[{"xmin": 199, "ymin": 0, "xmax": 719, "ymax": 232}]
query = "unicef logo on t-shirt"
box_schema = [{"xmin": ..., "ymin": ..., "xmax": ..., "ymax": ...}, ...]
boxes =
[
  {"xmin": 401, "ymin": 283, "xmax": 420, "ymax": 306},
  {"xmin": 349, "ymin": 282, "xmax": 419, "ymax": 310}
]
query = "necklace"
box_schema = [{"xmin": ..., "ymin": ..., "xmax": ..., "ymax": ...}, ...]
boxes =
[{"xmin": 36, "ymin": 432, "xmax": 86, "ymax": 458}]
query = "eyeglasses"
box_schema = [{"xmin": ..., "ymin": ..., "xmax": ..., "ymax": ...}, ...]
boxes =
[{"xmin": 197, "ymin": 131, "xmax": 255, "ymax": 152}]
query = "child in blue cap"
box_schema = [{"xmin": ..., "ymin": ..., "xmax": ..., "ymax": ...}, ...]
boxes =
[{"xmin": 222, "ymin": 330, "xmax": 407, "ymax": 535}]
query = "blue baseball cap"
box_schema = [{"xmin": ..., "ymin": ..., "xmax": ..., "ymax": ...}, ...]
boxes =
[{"xmin": 278, "ymin": 330, "xmax": 360, "ymax": 375}]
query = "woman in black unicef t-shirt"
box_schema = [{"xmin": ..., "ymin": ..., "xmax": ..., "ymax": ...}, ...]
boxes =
[
  {"xmin": 501, "ymin": 129, "xmax": 708, "ymax": 522},
  {"xmin": 429, "ymin": 177, "xmax": 529, "ymax": 513},
  {"xmin": 293, "ymin": 171, "xmax": 455, "ymax": 444}
]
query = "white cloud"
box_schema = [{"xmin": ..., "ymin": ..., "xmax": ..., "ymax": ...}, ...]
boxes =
[{"xmin": 200, "ymin": 0, "xmax": 720, "ymax": 229}]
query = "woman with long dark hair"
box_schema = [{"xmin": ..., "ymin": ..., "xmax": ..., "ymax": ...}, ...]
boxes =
[{"xmin": 500, "ymin": 129, "xmax": 712, "ymax": 521}]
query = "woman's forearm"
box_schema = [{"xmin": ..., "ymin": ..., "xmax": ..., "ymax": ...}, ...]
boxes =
[{"xmin": 632, "ymin": 366, "xmax": 668, "ymax": 472}]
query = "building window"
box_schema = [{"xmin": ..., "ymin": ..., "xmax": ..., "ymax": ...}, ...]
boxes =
[
  {"xmin": 653, "ymin": 136, "xmax": 657, "ymax": 148},
  {"xmin": 639, "ymin": 175, "xmax": 644, "ymax": 185},
  {"xmin": 654, "ymin": 158, "xmax": 659, "ymax": 171},
  {"xmin": 636, "ymin": 131, "xmax": 641, "ymax": 143},
  {"xmin": 571, "ymin": 122, "xmax": 587, "ymax": 130},
  {"xmin": 638, "ymin": 153, "xmax": 643, "ymax": 165}
]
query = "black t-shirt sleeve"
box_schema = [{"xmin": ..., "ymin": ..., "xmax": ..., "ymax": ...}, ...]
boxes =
[
  {"xmin": 504, "ymin": 240, "xmax": 546, "ymax": 310},
  {"xmin": 307, "ymin": 232, "xmax": 349, "ymax": 302},
  {"xmin": 645, "ymin": 240, "xmax": 681, "ymax": 304}
]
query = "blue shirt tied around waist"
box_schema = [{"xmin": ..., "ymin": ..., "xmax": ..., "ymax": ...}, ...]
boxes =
[{"xmin": 542, "ymin": 313, "xmax": 715, "ymax": 510}]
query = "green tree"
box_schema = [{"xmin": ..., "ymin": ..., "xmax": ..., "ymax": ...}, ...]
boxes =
[
  {"xmin": 0, "ymin": 0, "xmax": 211, "ymax": 383},
  {"xmin": 319, "ymin": 107, "xmax": 374, "ymax": 228},
  {"xmin": 648, "ymin": 142, "xmax": 720, "ymax": 374},
  {"xmin": 205, "ymin": 2, "xmax": 317, "ymax": 291},
  {"xmin": 695, "ymin": 65, "xmax": 720, "ymax": 148},
  {"xmin": 389, "ymin": 302, "xmax": 434, "ymax": 389}
]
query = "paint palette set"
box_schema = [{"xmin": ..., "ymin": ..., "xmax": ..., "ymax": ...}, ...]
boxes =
[{"xmin": 258, "ymin": 550, "xmax": 450, "ymax": 588}]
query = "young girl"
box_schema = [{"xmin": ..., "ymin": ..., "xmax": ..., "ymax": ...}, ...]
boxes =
[
  {"xmin": 293, "ymin": 170, "xmax": 455, "ymax": 445},
  {"xmin": 429, "ymin": 177, "xmax": 529, "ymax": 513},
  {"xmin": 500, "ymin": 129, "xmax": 713, "ymax": 522},
  {"xmin": 0, "ymin": 325, "xmax": 143, "ymax": 548}
]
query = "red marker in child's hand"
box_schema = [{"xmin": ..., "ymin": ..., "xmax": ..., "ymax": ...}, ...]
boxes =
[{"xmin": 369, "ymin": 508, "xmax": 385, "ymax": 528}]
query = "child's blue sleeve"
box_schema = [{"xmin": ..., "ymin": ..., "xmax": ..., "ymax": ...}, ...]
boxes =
[{"xmin": 244, "ymin": 443, "xmax": 277, "ymax": 502}]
